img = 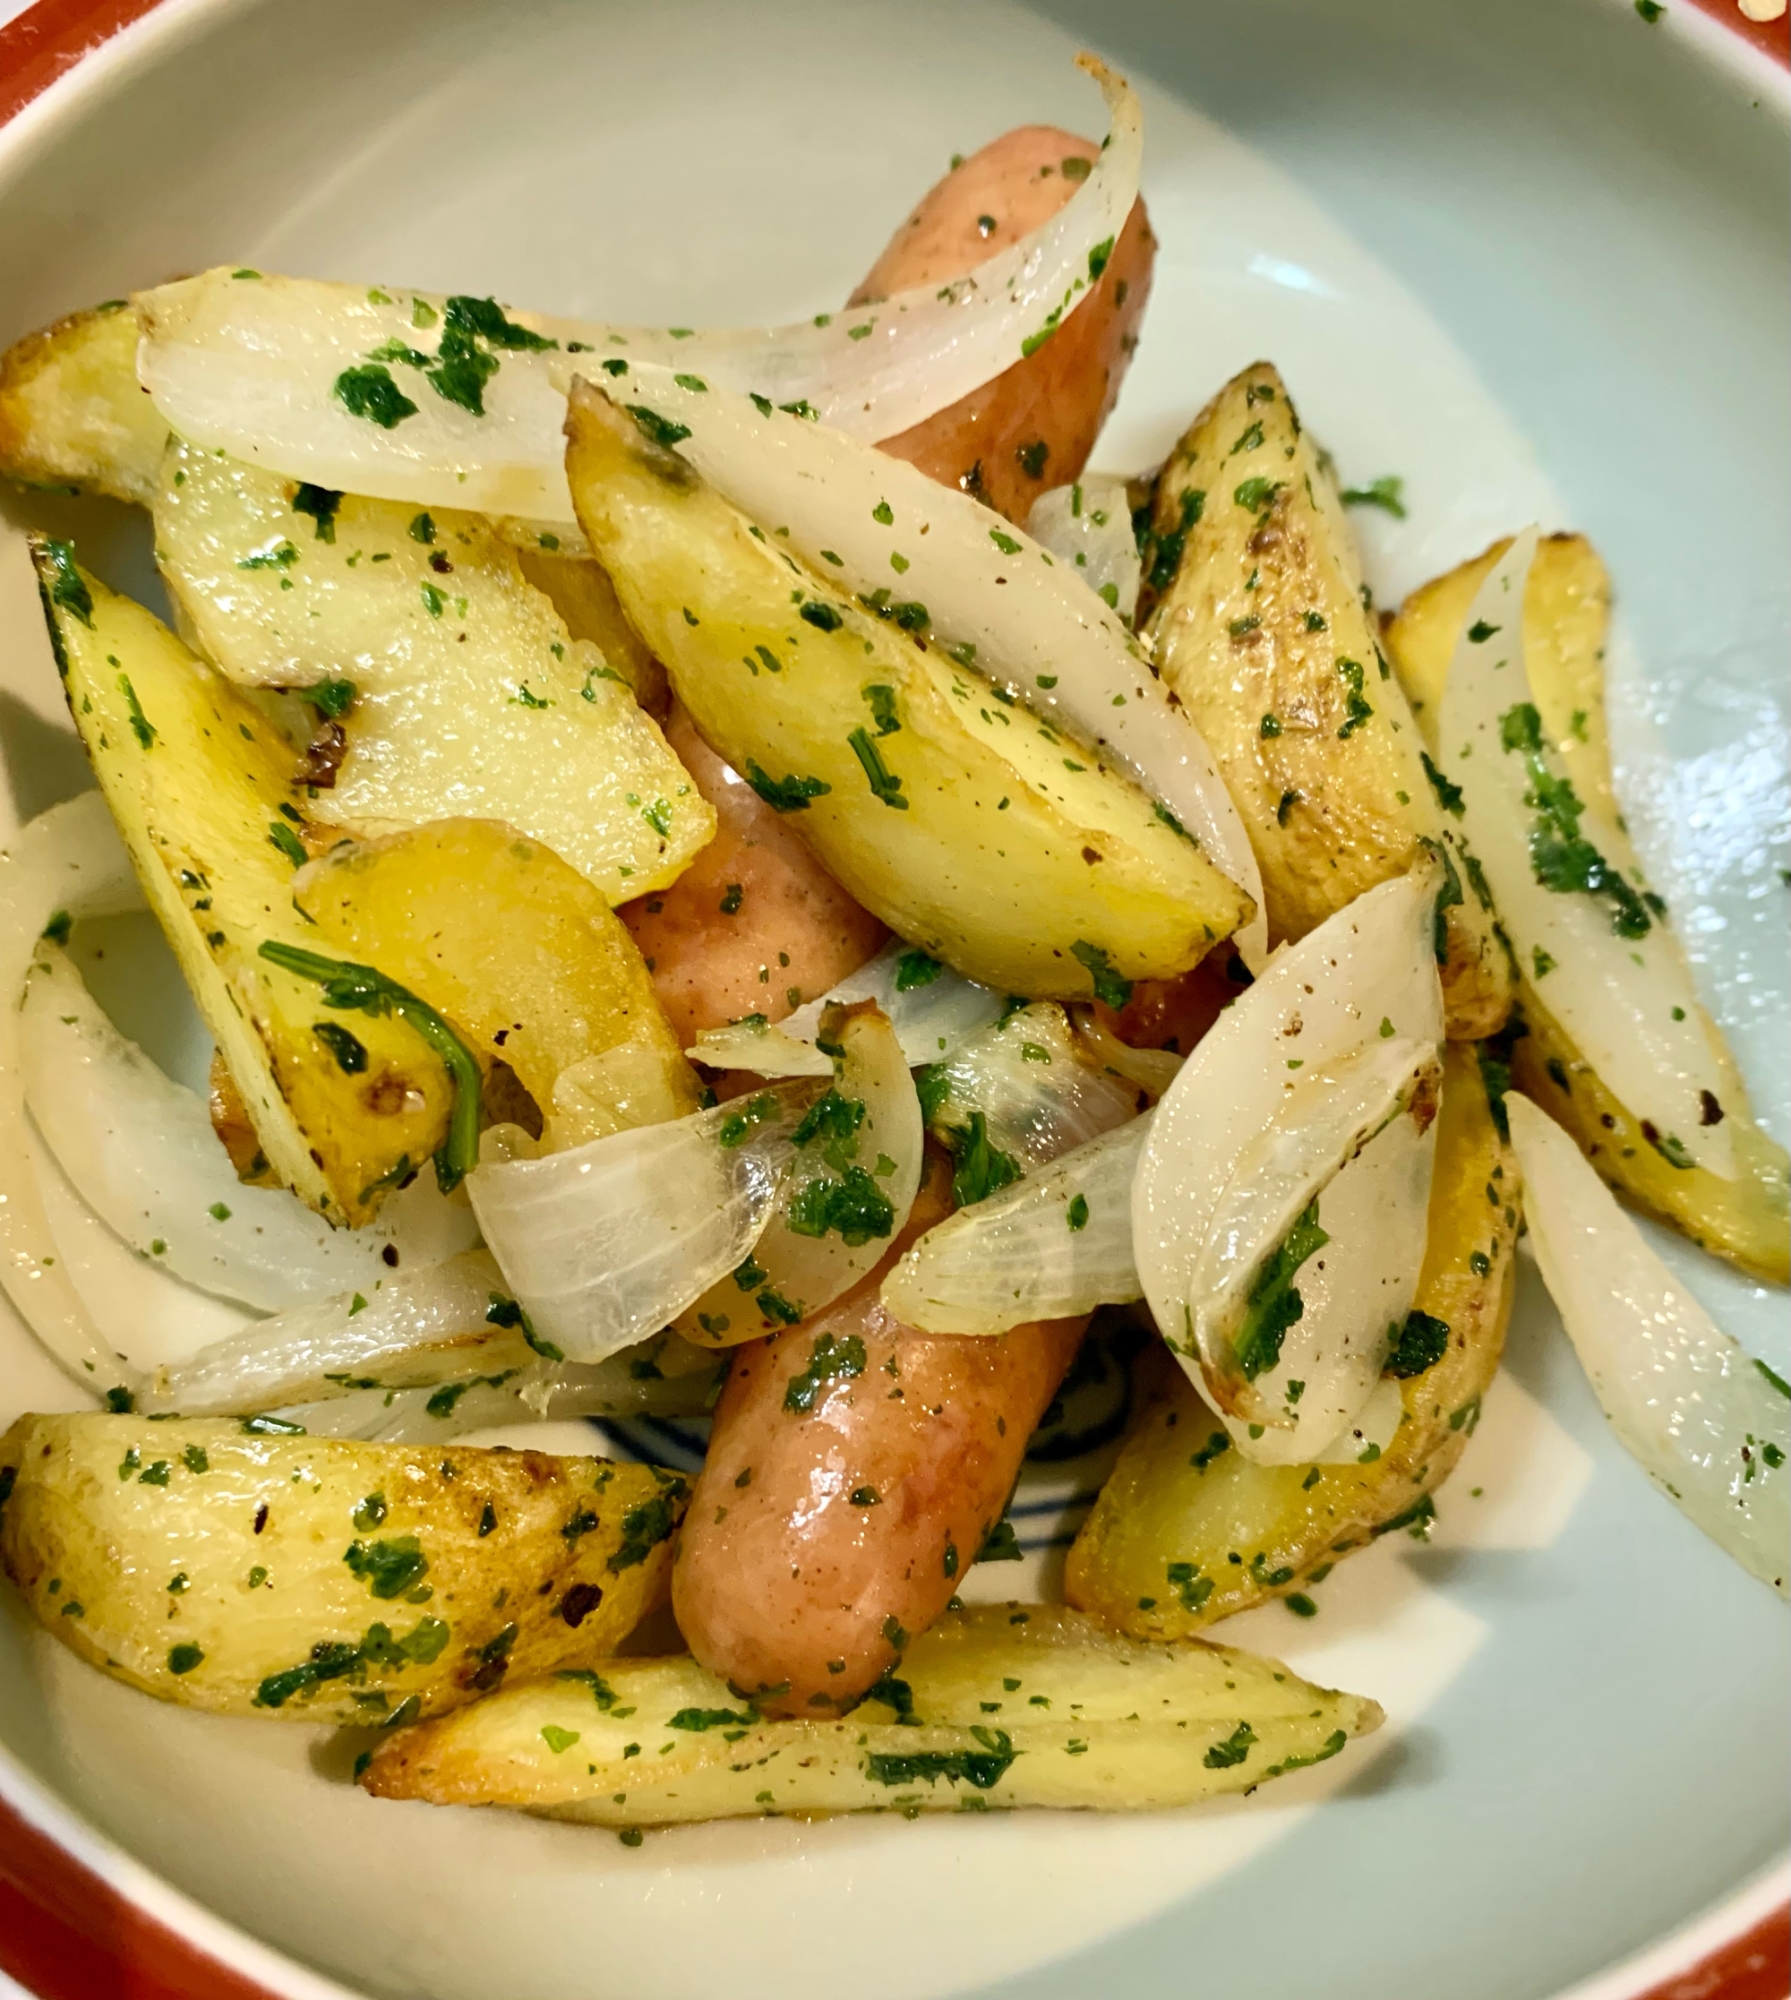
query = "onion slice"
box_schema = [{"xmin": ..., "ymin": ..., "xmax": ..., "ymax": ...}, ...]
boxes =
[
  {"xmin": 20, "ymin": 943, "xmax": 477, "ymax": 1310},
  {"xmin": 467, "ymin": 1080, "xmax": 816, "ymax": 1363},
  {"xmin": 1507, "ymin": 1095, "xmax": 1787, "ymax": 1595},
  {"xmin": 1028, "ymin": 476, "xmax": 1143, "ymax": 625},
  {"xmin": 133, "ymin": 57, "xmax": 1139, "ymax": 513},
  {"xmin": 1437, "ymin": 530, "xmax": 1732, "ymax": 1177},
  {"xmin": 689, "ymin": 939, "xmax": 1002, "ymax": 1078},
  {"xmin": 924, "ymin": 1001, "xmax": 1145, "ymax": 1173},
  {"xmin": 675, "ymin": 1005, "xmax": 922, "ymax": 1345},
  {"xmin": 1135, "ymin": 869, "xmax": 1445, "ymax": 1463},
  {"xmin": 141, "ymin": 1251, "xmax": 532, "ymax": 1416},
  {"xmin": 882, "ymin": 1114, "xmax": 1148, "ymax": 1335},
  {"xmin": 579, "ymin": 361, "xmax": 1266, "ymax": 969},
  {"xmin": 0, "ymin": 796, "xmax": 149, "ymax": 1398}
]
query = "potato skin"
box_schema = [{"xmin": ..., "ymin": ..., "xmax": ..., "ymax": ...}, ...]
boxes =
[
  {"xmin": 621, "ymin": 704, "xmax": 889, "ymax": 1046},
  {"xmin": 673, "ymin": 1167, "xmax": 1086, "ymax": 1716},
  {"xmin": 0, "ymin": 1416, "xmax": 685, "ymax": 1721},
  {"xmin": 858, "ymin": 125, "xmax": 1155, "ymax": 523},
  {"xmin": 1143, "ymin": 362, "xmax": 1511, "ymax": 1040},
  {"xmin": 1065, "ymin": 1045, "xmax": 1517, "ymax": 1632}
]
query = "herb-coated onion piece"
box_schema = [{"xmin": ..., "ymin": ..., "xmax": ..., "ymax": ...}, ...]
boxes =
[
  {"xmin": 689, "ymin": 939, "xmax": 1002, "ymax": 1079},
  {"xmin": 21, "ymin": 944, "xmax": 476, "ymax": 1312},
  {"xmin": 131, "ymin": 58, "xmax": 1140, "ymax": 519},
  {"xmin": 0, "ymin": 796, "xmax": 151, "ymax": 1399},
  {"xmin": 1135, "ymin": 869, "xmax": 1445, "ymax": 1463},
  {"xmin": 140, "ymin": 1251, "xmax": 530, "ymax": 1416},
  {"xmin": 468, "ymin": 1081, "xmax": 817, "ymax": 1364},
  {"xmin": 1507, "ymin": 1096, "xmax": 1787, "ymax": 1596},
  {"xmin": 1437, "ymin": 531, "xmax": 1732, "ymax": 1178},
  {"xmin": 580, "ymin": 361, "xmax": 1265, "ymax": 969},
  {"xmin": 676, "ymin": 1005, "xmax": 922, "ymax": 1346},
  {"xmin": 1028, "ymin": 476, "xmax": 1143, "ymax": 624},
  {"xmin": 882, "ymin": 1114, "xmax": 1149, "ymax": 1336}
]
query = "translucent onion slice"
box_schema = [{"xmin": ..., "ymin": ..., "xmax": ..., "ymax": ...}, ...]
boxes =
[
  {"xmin": 675, "ymin": 1005, "xmax": 922, "ymax": 1346},
  {"xmin": 1136, "ymin": 869, "xmax": 1445, "ymax": 1463},
  {"xmin": 689, "ymin": 940, "xmax": 1002, "ymax": 1078},
  {"xmin": 133, "ymin": 56, "xmax": 1139, "ymax": 514},
  {"xmin": 1028, "ymin": 476, "xmax": 1143, "ymax": 624},
  {"xmin": 288, "ymin": 1331, "xmax": 727, "ymax": 1442},
  {"xmin": 586, "ymin": 362, "xmax": 1266, "ymax": 970},
  {"xmin": 20, "ymin": 944, "xmax": 477, "ymax": 1310},
  {"xmin": 882, "ymin": 1114, "xmax": 1148, "ymax": 1336},
  {"xmin": 925, "ymin": 1002, "xmax": 1144, "ymax": 1171},
  {"xmin": 140, "ymin": 1251, "xmax": 532, "ymax": 1416},
  {"xmin": 0, "ymin": 795, "xmax": 148, "ymax": 1397},
  {"xmin": 1508, "ymin": 1096, "xmax": 1787, "ymax": 1595},
  {"xmin": 1310, "ymin": 1376, "xmax": 1406, "ymax": 1466},
  {"xmin": 1438, "ymin": 530, "xmax": 1732, "ymax": 1178},
  {"xmin": 467, "ymin": 1081, "xmax": 816, "ymax": 1363}
]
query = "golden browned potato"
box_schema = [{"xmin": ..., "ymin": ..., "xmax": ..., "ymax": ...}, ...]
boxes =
[
  {"xmin": 36, "ymin": 539, "xmax": 452, "ymax": 1223},
  {"xmin": 1384, "ymin": 534, "xmax": 1789, "ymax": 1285},
  {"xmin": 1065, "ymin": 1044, "xmax": 1517, "ymax": 1632},
  {"xmin": 293, "ymin": 818, "xmax": 698, "ymax": 1147},
  {"xmin": 510, "ymin": 543, "xmax": 669, "ymax": 717},
  {"xmin": 360, "ymin": 1602, "xmax": 1381, "ymax": 1821},
  {"xmin": 0, "ymin": 301, "xmax": 165, "ymax": 503},
  {"xmin": 565, "ymin": 384, "xmax": 1251, "ymax": 1001},
  {"xmin": 856, "ymin": 126, "xmax": 1156, "ymax": 524},
  {"xmin": 1142, "ymin": 362, "xmax": 1512, "ymax": 1039},
  {"xmin": 0, "ymin": 1415, "xmax": 686, "ymax": 1721}
]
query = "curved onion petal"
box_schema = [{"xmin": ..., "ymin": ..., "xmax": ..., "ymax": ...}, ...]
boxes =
[
  {"xmin": 585, "ymin": 363, "xmax": 1266, "ymax": 969},
  {"xmin": 1508, "ymin": 1095, "xmax": 1787, "ymax": 1595},
  {"xmin": 287, "ymin": 1330, "xmax": 727, "ymax": 1442},
  {"xmin": 1438, "ymin": 530, "xmax": 1732, "ymax": 1177},
  {"xmin": 926, "ymin": 1002, "xmax": 1143, "ymax": 1170},
  {"xmin": 676, "ymin": 1005, "xmax": 922, "ymax": 1345},
  {"xmin": 1311, "ymin": 1376, "xmax": 1406, "ymax": 1467},
  {"xmin": 467, "ymin": 1082, "xmax": 815, "ymax": 1362},
  {"xmin": 690, "ymin": 940, "xmax": 1003, "ymax": 1078},
  {"xmin": 141, "ymin": 1250, "xmax": 530, "ymax": 1416},
  {"xmin": 882, "ymin": 1114, "xmax": 1148, "ymax": 1335},
  {"xmin": 30, "ymin": 1120, "xmax": 254, "ymax": 1372},
  {"xmin": 1028, "ymin": 476, "xmax": 1143, "ymax": 624},
  {"xmin": 1191, "ymin": 1036, "xmax": 1440, "ymax": 1393},
  {"xmin": 20, "ymin": 944, "xmax": 477, "ymax": 1311},
  {"xmin": 1136, "ymin": 869, "xmax": 1445, "ymax": 1463},
  {"xmin": 133, "ymin": 57, "xmax": 1139, "ymax": 517},
  {"xmin": 0, "ymin": 796, "xmax": 148, "ymax": 1397}
]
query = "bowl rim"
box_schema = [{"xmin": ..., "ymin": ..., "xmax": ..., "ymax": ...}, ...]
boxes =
[{"xmin": 0, "ymin": 2, "xmax": 1783, "ymax": 1997}]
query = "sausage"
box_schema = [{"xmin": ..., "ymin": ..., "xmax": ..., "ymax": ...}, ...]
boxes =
[
  {"xmin": 670, "ymin": 130, "xmax": 1157, "ymax": 1701},
  {"xmin": 672, "ymin": 1165, "xmax": 1086, "ymax": 1714},
  {"xmin": 620, "ymin": 702, "xmax": 888, "ymax": 1046},
  {"xmin": 857, "ymin": 124, "xmax": 1157, "ymax": 523}
]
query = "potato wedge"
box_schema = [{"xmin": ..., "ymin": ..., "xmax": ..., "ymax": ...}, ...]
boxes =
[
  {"xmin": 152, "ymin": 439, "xmax": 712, "ymax": 904},
  {"xmin": 1384, "ymin": 532, "xmax": 1616, "ymax": 822},
  {"xmin": 512, "ymin": 544, "xmax": 668, "ymax": 716},
  {"xmin": 1065, "ymin": 1044, "xmax": 1516, "ymax": 1632},
  {"xmin": 361, "ymin": 1601, "xmax": 1382, "ymax": 1820},
  {"xmin": 565, "ymin": 385, "xmax": 1250, "ymax": 1001},
  {"xmin": 1142, "ymin": 362, "xmax": 1511, "ymax": 1038},
  {"xmin": 0, "ymin": 1415, "xmax": 686, "ymax": 1721},
  {"xmin": 0, "ymin": 302, "xmax": 165, "ymax": 504},
  {"xmin": 34, "ymin": 540, "xmax": 454, "ymax": 1223},
  {"xmin": 1384, "ymin": 535, "xmax": 1789, "ymax": 1284},
  {"xmin": 293, "ymin": 819, "xmax": 697, "ymax": 1148}
]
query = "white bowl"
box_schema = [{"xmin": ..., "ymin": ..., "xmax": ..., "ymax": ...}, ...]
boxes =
[{"xmin": 0, "ymin": 2, "xmax": 1784, "ymax": 1996}]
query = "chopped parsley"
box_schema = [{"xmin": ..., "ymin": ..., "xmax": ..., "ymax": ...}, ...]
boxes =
[
  {"xmin": 332, "ymin": 364, "xmax": 417, "ymax": 429},
  {"xmin": 848, "ymin": 727, "xmax": 907, "ymax": 809},
  {"xmin": 743, "ymin": 762, "xmax": 831, "ymax": 814},
  {"xmin": 1070, "ymin": 939, "xmax": 1132, "ymax": 1009},
  {"xmin": 783, "ymin": 1333, "xmax": 868, "ymax": 1413},
  {"xmin": 1234, "ymin": 1201, "xmax": 1328, "ymax": 1382},
  {"xmin": 1499, "ymin": 703, "xmax": 1652, "ymax": 937},
  {"xmin": 1340, "ymin": 475, "xmax": 1406, "ymax": 518},
  {"xmin": 1385, "ymin": 1309, "xmax": 1450, "ymax": 1379}
]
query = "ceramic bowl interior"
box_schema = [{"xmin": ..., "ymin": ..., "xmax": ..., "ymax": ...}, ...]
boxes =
[{"xmin": 0, "ymin": 2, "xmax": 1784, "ymax": 1998}]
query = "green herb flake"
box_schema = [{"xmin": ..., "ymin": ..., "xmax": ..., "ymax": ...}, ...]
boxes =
[
  {"xmin": 1234, "ymin": 1200, "xmax": 1328, "ymax": 1382},
  {"xmin": 332, "ymin": 364, "xmax": 418, "ymax": 429}
]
